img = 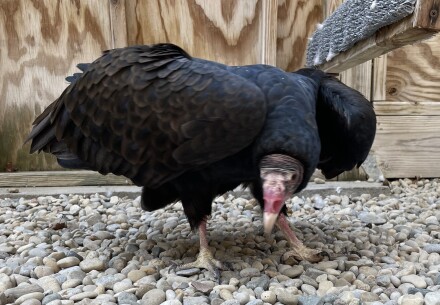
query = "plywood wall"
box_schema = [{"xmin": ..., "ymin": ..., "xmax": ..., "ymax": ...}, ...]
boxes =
[
  {"xmin": 0, "ymin": 0, "xmax": 323, "ymax": 173},
  {"xmin": 124, "ymin": 0, "xmax": 322, "ymax": 68},
  {"xmin": 372, "ymin": 34, "xmax": 440, "ymax": 178},
  {"xmin": 0, "ymin": 0, "xmax": 126, "ymax": 172},
  {"xmin": 276, "ymin": 0, "xmax": 323, "ymax": 71},
  {"xmin": 125, "ymin": 0, "xmax": 278, "ymax": 65}
]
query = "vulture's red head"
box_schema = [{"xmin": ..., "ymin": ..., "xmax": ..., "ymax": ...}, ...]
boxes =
[{"xmin": 259, "ymin": 154, "xmax": 303, "ymax": 234}]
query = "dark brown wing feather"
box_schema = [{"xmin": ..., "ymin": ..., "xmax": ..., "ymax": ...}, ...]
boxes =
[
  {"xmin": 295, "ymin": 68, "xmax": 376, "ymax": 179},
  {"xmin": 28, "ymin": 44, "xmax": 267, "ymax": 187}
]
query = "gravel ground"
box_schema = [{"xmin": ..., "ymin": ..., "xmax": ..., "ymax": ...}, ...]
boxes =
[{"xmin": 0, "ymin": 178, "xmax": 439, "ymax": 305}]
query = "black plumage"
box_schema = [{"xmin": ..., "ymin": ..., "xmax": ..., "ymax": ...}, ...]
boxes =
[{"xmin": 27, "ymin": 43, "xmax": 376, "ymax": 267}]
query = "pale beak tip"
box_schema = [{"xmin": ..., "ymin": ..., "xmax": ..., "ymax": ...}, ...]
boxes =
[{"xmin": 263, "ymin": 212, "xmax": 278, "ymax": 236}]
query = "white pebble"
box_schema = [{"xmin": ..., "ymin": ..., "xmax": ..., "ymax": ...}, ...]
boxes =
[
  {"xmin": 79, "ymin": 258, "xmax": 105, "ymax": 272},
  {"xmin": 401, "ymin": 275, "xmax": 427, "ymax": 288},
  {"xmin": 261, "ymin": 291, "xmax": 276, "ymax": 304},
  {"xmin": 398, "ymin": 293, "xmax": 424, "ymax": 305},
  {"xmin": 424, "ymin": 291, "xmax": 440, "ymax": 305},
  {"xmin": 57, "ymin": 257, "xmax": 80, "ymax": 269}
]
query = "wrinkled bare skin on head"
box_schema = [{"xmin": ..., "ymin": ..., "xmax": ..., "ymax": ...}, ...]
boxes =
[{"xmin": 259, "ymin": 154, "xmax": 303, "ymax": 234}]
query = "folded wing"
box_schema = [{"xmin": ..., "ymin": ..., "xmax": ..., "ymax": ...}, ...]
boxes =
[
  {"xmin": 27, "ymin": 44, "xmax": 267, "ymax": 187},
  {"xmin": 295, "ymin": 68, "xmax": 377, "ymax": 179}
]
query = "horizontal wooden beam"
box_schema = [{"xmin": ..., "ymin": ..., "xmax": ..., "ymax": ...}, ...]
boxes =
[
  {"xmin": 320, "ymin": 0, "xmax": 440, "ymax": 73},
  {"xmin": 375, "ymin": 101, "xmax": 440, "ymax": 116},
  {"xmin": 373, "ymin": 115, "xmax": 440, "ymax": 178},
  {"xmin": 0, "ymin": 170, "xmax": 344, "ymax": 188},
  {"xmin": 0, "ymin": 171, "xmax": 133, "ymax": 188}
]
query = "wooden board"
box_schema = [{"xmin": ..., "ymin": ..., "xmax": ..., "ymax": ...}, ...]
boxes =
[
  {"xmin": 319, "ymin": 0, "xmax": 440, "ymax": 73},
  {"xmin": 125, "ymin": 0, "xmax": 325, "ymax": 70},
  {"xmin": 125, "ymin": 0, "xmax": 278, "ymax": 66},
  {"xmin": 0, "ymin": 0, "xmax": 125, "ymax": 172},
  {"xmin": 375, "ymin": 101, "xmax": 440, "ymax": 115},
  {"xmin": 372, "ymin": 115, "xmax": 440, "ymax": 178},
  {"xmin": 373, "ymin": 26, "xmax": 440, "ymax": 178},
  {"xmin": 386, "ymin": 34, "xmax": 440, "ymax": 102},
  {"xmin": 372, "ymin": 55, "xmax": 388, "ymax": 101},
  {"xmin": 0, "ymin": 171, "xmax": 132, "ymax": 188},
  {"xmin": 0, "ymin": 169, "xmax": 327, "ymax": 188},
  {"xmin": 276, "ymin": 0, "xmax": 323, "ymax": 71},
  {"xmin": 109, "ymin": 0, "xmax": 128, "ymax": 48},
  {"xmin": 340, "ymin": 61, "xmax": 373, "ymax": 99},
  {"xmin": 323, "ymin": 0, "xmax": 344, "ymax": 17}
]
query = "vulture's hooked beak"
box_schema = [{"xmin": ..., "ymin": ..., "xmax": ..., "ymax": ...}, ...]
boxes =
[
  {"xmin": 261, "ymin": 172, "xmax": 292, "ymax": 235},
  {"xmin": 263, "ymin": 211, "xmax": 280, "ymax": 235}
]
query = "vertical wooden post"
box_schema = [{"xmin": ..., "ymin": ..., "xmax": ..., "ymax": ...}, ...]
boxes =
[
  {"xmin": 372, "ymin": 55, "xmax": 388, "ymax": 102},
  {"xmin": 260, "ymin": 0, "xmax": 278, "ymax": 66},
  {"xmin": 109, "ymin": 0, "xmax": 128, "ymax": 48}
]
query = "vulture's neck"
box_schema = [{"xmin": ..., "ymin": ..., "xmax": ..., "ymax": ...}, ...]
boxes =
[{"xmin": 259, "ymin": 154, "xmax": 303, "ymax": 176}]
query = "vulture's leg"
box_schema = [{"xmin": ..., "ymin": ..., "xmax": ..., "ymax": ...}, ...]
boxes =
[
  {"xmin": 277, "ymin": 213, "xmax": 322, "ymax": 263},
  {"xmin": 176, "ymin": 220, "xmax": 223, "ymax": 275}
]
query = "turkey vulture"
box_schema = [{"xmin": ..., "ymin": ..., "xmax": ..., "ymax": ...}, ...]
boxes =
[{"xmin": 27, "ymin": 43, "xmax": 376, "ymax": 272}]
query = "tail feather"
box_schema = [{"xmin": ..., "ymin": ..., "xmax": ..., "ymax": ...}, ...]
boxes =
[
  {"xmin": 25, "ymin": 96, "xmax": 63, "ymax": 153},
  {"xmin": 26, "ymin": 114, "xmax": 53, "ymax": 152},
  {"xmin": 26, "ymin": 108, "xmax": 91, "ymax": 170},
  {"xmin": 26, "ymin": 63, "xmax": 92, "ymax": 169},
  {"xmin": 45, "ymin": 140, "xmax": 93, "ymax": 170}
]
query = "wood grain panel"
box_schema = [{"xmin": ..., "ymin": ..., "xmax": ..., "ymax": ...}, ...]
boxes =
[
  {"xmin": 0, "ymin": 0, "xmax": 122, "ymax": 172},
  {"xmin": 372, "ymin": 55, "xmax": 387, "ymax": 101},
  {"xmin": 126, "ymin": 0, "xmax": 278, "ymax": 66},
  {"xmin": 374, "ymin": 6, "xmax": 440, "ymax": 178},
  {"xmin": 340, "ymin": 61, "xmax": 372, "ymax": 99},
  {"xmin": 0, "ymin": 171, "xmax": 132, "ymax": 187},
  {"xmin": 375, "ymin": 101, "xmax": 440, "ymax": 116},
  {"xmin": 373, "ymin": 115, "xmax": 440, "ymax": 178},
  {"xmin": 276, "ymin": 0, "xmax": 323, "ymax": 71},
  {"xmin": 0, "ymin": 170, "xmax": 331, "ymax": 188},
  {"xmin": 323, "ymin": 0, "xmax": 343, "ymax": 18},
  {"xmin": 109, "ymin": 0, "xmax": 128, "ymax": 48},
  {"xmin": 386, "ymin": 34, "xmax": 440, "ymax": 102}
]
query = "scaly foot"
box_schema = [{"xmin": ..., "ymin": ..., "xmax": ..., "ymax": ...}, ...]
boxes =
[
  {"xmin": 175, "ymin": 248, "xmax": 224, "ymax": 278},
  {"xmin": 277, "ymin": 214, "xmax": 323, "ymax": 263},
  {"xmin": 282, "ymin": 245, "xmax": 322, "ymax": 263}
]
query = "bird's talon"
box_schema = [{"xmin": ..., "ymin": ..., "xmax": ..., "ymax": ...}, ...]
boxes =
[
  {"xmin": 283, "ymin": 246, "xmax": 323, "ymax": 263},
  {"xmin": 174, "ymin": 250, "xmax": 224, "ymax": 278}
]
